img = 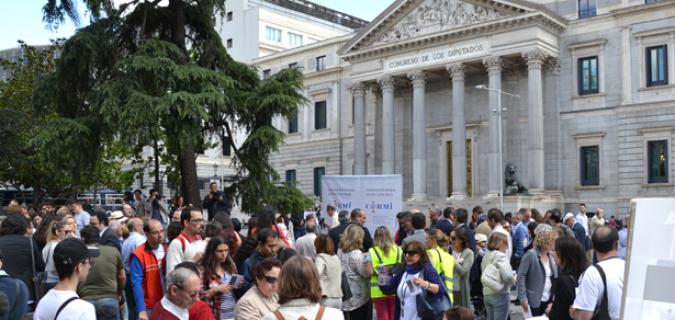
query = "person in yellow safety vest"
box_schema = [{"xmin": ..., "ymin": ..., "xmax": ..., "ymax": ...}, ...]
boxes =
[
  {"xmin": 426, "ymin": 229, "xmax": 455, "ymax": 305},
  {"xmin": 366, "ymin": 226, "xmax": 401, "ymax": 320}
]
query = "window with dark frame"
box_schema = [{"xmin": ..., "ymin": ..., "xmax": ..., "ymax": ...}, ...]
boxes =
[
  {"xmin": 262, "ymin": 69, "xmax": 271, "ymax": 80},
  {"xmin": 578, "ymin": 56, "xmax": 599, "ymax": 95},
  {"xmin": 315, "ymin": 101, "xmax": 327, "ymax": 130},
  {"xmin": 265, "ymin": 26, "xmax": 282, "ymax": 42},
  {"xmin": 648, "ymin": 140, "xmax": 669, "ymax": 183},
  {"xmin": 288, "ymin": 62, "xmax": 298, "ymax": 69},
  {"xmin": 646, "ymin": 45, "xmax": 668, "ymax": 87},
  {"xmin": 313, "ymin": 167, "xmax": 325, "ymax": 196},
  {"xmin": 288, "ymin": 111, "xmax": 298, "ymax": 134},
  {"xmin": 578, "ymin": 0, "xmax": 596, "ymax": 18},
  {"xmin": 222, "ymin": 136, "xmax": 232, "ymax": 157},
  {"xmin": 316, "ymin": 55, "xmax": 326, "ymax": 71},
  {"xmin": 226, "ymin": 11, "xmax": 233, "ymax": 21},
  {"xmin": 580, "ymin": 146, "xmax": 599, "ymax": 186},
  {"xmin": 226, "ymin": 38, "xmax": 233, "ymax": 48},
  {"xmin": 285, "ymin": 169, "xmax": 296, "ymax": 187}
]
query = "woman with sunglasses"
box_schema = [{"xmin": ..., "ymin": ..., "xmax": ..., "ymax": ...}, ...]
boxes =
[
  {"xmin": 42, "ymin": 214, "xmax": 77, "ymax": 291},
  {"xmin": 202, "ymin": 236, "xmax": 239, "ymax": 320},
  {"xmin": 235, "ymin": 257, "xmax": 282, "ymax": 320},
  {"xmin": 380, "ymin": 240, "xmax": 448, "ymax": 320},
  {"xmin": 450, "ymin": 228, "xmax": 474, "ymax": 310}
]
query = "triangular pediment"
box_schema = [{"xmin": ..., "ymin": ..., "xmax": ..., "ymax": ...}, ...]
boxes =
[{"xmin": 339, "ymin": 0, "xmax": 564, "ymax": 57}]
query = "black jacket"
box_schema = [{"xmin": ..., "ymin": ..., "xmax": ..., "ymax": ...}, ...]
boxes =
[
  {"xmin": 0, "ymin": 235, "xmax": 45, "ymax": 301},
  {"xmin": 329, "ymin": 221, "xmax": 373, "ymax": 253}
]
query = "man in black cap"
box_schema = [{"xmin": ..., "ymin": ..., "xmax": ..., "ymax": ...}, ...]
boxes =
[{"xmin": 33, "ymin": 238, "xmax": 100, "ymax": 320}]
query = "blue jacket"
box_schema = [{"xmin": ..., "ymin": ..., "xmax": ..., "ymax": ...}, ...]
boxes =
[
  {"xmin": 0, "ymin": 273, "xmax": 28, "ymax": 320},
  {"xmin": 512, "ymin": 222, "xmax": 529, "ymax": 258},
  {"xmin": 380, "ymin": 263, "xmax": 447, "ymax": 320}
]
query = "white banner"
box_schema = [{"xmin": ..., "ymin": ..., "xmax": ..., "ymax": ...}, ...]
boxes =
[{"xmin": 322, "ymin": 175, "xmax": 402, "ymax": 236}]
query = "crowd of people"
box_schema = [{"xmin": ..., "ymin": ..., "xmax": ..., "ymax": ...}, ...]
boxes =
[{"xmin": 0, "ymin": 193, "xmax": 629, "ymax": 320}]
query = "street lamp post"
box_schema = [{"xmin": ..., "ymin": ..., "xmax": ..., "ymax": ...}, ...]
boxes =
[{"xmin": 475, "ymin": 85, "xmax": 520, "ymax": 211}]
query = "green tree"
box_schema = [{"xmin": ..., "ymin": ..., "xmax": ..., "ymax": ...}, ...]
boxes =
[{"xmin": 40, "ymin": 0, "xmax": 313, "ymax": 213}]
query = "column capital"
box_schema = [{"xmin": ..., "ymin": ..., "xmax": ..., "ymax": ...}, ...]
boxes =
[
  {"xmin": 407, "ymin": 71, "xmax": 427, "ymax": 88},
  {"xmin": 482, "ymin": 56, "xmax": 502, "ymax": 73},
  {"xmin": 545, "ymin": 57, "xmax": 560, "ymax": 75},
  {"xmin": 447, "ymin": 63, "xmax": 465, "ymax": 80},
  {"xmin": 378, "ymin": 76, "xmax": 396, "ymax": 91},
  {"xmin": 350, "ymin": 83, "xmax": 365, "ymax": 96},
  {"xmin": 523, "ymin": 49, "xmax": 548, "ymax": 69}
]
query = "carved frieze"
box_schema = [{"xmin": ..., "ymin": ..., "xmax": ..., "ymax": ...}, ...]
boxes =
[{"xmin": 375, "ymin": 0, "xmax": 506, "ymax": 45}]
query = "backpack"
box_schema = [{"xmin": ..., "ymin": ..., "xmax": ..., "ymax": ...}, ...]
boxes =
[{"xmin": 273, "ymin": 305, "xmax": 325, "ymax": 320}]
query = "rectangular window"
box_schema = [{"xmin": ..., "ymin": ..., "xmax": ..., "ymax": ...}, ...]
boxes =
[
  {"xmin": 226, "ymin": 11, "xmax": 233, "ymax": 21},
  {"xmin": 265, "ymin": 26, "xmax": 281, "ymax": 42},
  {"xmin": 222, "ymin": 136, "xmax": 232, "ymax": 157},
  {"xmin": 262, "ymin": 69, "xmax": 271, "ymax": 80},
  {"xmin": 288, "ymin": 111, "xmax": 298, "ymax": 133},
  {"xmin": 580, "ymin": 146, "xmax": 599, "ymax": 186},
  {"xmin": 645, "ymin": 0, "xmax": 660, "ymax": 3},
  {"xmin": 226, "ymin": 38, "xmax": 233, "ymax": 48},
  {"xmin": 578, "ymin": 0, "xmax": 596, "ymax": 18},
  {"xmin": 285, "ymin": 170, "xmax": 296, "ymax": 187},
  {"xmin": 288, "ymin": 62, "xmax": 298, "ymax": 69},
  {"xmin": 316, "ymin": 55, "xmax": 326, "ymax": 71},
  {"xmin": 646, "ymin": 45, "xmax": 668, "ymax": 86},
  {"xmin": 313, "ymin": 167, "xmax": 325, "ymax": 196},
  {"xmin": 288, "ymin": 32, "xmax": 303, "ymax": 48},
  {"xmin": 578, "ymin": 56, "xmax": 599, "ymax": 95},
  {"xmin": 314, "ymin": 101, "xmax": 326, "ymax": 130},
  {"xmin": 648, "ymin": 140, "xmax": 669, "ymax": 183}
]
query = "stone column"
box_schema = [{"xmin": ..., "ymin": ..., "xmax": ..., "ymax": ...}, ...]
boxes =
[
  {"xmin": 483, "ymin": 56, "xmax": 503, "ymax": 197},
  {"xmin": 524, "ymin": 49, "xmax": 547, "ymax": 193},
  {"xmin": 379, "ymin": 77, "xmax": 396, "ymax": 174},
  {"xmin": 408, "ymin": 71, "xmax": 427, "ymax": 198},
  {"xmin": 352, "ymin": 83, "xmax": 367, "ymax": 175},
  {"xmin": 448, "ymin": 63, "xmax": 468, "ymax": 199}
]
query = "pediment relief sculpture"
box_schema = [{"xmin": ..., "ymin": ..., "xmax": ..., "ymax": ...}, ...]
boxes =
[{"xmin": 375, "ymin": 0, "xmax": 508, "ymax": 45}]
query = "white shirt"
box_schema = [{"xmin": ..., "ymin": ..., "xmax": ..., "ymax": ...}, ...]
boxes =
[
  {"xmin": 160, "ymin": 296, "xmax": 189, "ymax": 320},
  {"xmin": 491, "ymin": 225, "xmax": 513, "ymax": 259},
  {"xmin": 573, "ymin": 257, "xmax": 624, "ymax": 320},
  {"xmin": 397, "ymin": 272, "xmax": 422, "ymax": 320},
  {"xmin": 74, "ymin": 210, "xmax": 90, "ymax": 238},
  {"xmin": 576, "ymin": 212, "xmax": 590, "ymax": 236},
  {"xmin": 261, "ymin": 299, "xmax": 343, "ymax": 320},
  {"xmin": 166, "ymin": 236, "xmax": 206, "ymax": 274},
  {"xmin": 33, "ymin": 289, "xmax": 96, "ymax": 320},
  {"xmin": 541, "ymin": 258, "xmax": 552, "ymax": 301}
]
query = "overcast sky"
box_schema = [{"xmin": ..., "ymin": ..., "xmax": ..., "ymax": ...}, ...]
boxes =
[{"xmin": 0, "ymin": 1, "xmax": 393, "ymax": 49}]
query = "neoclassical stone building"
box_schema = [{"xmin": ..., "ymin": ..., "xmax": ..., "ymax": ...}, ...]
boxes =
[{"xmin": 253, "ymin": 0, "xmax": 675, "ymax": 215}]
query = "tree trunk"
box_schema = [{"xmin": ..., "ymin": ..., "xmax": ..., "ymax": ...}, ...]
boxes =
[{"xmin": 179, "ymin": 142, "xmax": 201, "ymax": 209}]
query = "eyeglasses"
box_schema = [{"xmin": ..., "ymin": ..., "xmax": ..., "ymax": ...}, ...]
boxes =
[
  {"xmin": 263, "ymin": 276, "xmax": 278, "ymax": 284},
  {"xmin": 404, "ymin": 251, "xmax": 420, "ymax": 256},
  {"xmin": 190, "ymin": 219, "xmax": 204, "ymax": 224}
]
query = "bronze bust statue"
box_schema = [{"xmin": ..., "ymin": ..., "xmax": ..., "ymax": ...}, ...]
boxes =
[{"xmin": 504, "ymin": 163, "xmax": 529, "ymax": 195}]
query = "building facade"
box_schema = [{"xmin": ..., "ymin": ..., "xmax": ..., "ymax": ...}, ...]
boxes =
[{"xmin": 254, "ymin": 0, "xmax": 675, "ymax": 215}]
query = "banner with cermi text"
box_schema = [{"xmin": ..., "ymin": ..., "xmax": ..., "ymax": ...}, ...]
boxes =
[{"xmin": 322, "ymin": 175, "xmax": 402, "ymax": 236}]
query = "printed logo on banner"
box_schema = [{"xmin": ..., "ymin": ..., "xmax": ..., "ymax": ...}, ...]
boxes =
[
  {"xmin": 333, "ymin": 200, "xmax": 352, "ymax": 210},
  {"xmin": 365, "ymin": 201, "xmax": 394, "ymax": 215}
]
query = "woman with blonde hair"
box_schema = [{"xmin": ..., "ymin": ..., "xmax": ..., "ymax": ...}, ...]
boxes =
[
  {"xmin": 451, "ymin": 228, "xmax": 474, "ymax": 309},
  {"xmin": 366, "ymin": 226, "xmax": 400, "ymax": 320},
  {"xmin": 262, "ymin": 256, "xmax": 343, "ymax": 320},
  {"xmin": 426, "ymin": 229, "xmax": 455, "ymax": 305},
  {"xmin": 338, "ymin": 224, "xmax": 371, "ymax": 319},
  {"xmin": 481, "ymin": 232, "xmax": 516, "ymax": 320},
  {"xmin": 42, "ymin": 214, "xmax": 76, "ymax": 290},
  {"xmin": 516, "ymin": 224, "xmax": 558, "ymax": 317}
]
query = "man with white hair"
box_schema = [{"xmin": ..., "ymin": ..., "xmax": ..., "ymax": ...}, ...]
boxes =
[
  {"xmin": 564, "ymin": 213, "xmax": 587, "ymax": 249},
  {"xmin": 149, "ymin": 268, "xmax": 201, "ymax": 320}
]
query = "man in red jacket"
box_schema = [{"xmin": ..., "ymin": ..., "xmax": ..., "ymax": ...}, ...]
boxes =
[
  {"xmin": 150, "ymin": 267, "xmax": 201, "ymax": 320},
  {"xmin": 130, "ymin": 219, "xmax": 166, "ymax": 320}
]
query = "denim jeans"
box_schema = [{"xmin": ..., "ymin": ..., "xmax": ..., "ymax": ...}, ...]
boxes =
[
  {"xmin": 88, "ymin": 297, "xmax": 121, "ymax": 320},
  {"xmin": 484, "ymin": 293, "xmax": 510, "ymax": 320}
]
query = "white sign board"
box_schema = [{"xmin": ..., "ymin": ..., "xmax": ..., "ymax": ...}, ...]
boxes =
[
  {"xmin": 383, "ymin": 39, "xmax": 490, "ymax": 72},
  {"xmin": 321, "ymin": 175, "xmax": 402, "ymax": 236},
  {"xmin": 622, "ymin": 198, "xmax": 675, "ymax": 319}
]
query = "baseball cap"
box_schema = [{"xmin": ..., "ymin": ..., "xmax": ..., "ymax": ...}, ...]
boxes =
[
  {"xmin": 54, "ymin": 238, "xmax": 100, "ymax": 267},
  {"xmin": 109, "ymin": 210, "xmax": 128, "ymax": 223},
  {"xmin": 475, "ymin": 233, "xmax": 488, "ymax": 243},
  {"xmin": 563, "ymin": 212, "xmax": 575, "ymax": 222}
]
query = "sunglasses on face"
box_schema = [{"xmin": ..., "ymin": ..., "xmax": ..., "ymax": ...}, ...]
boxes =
[{"xmin": 263, "ymin": 276, "xmax": 278, "ymax": 284}]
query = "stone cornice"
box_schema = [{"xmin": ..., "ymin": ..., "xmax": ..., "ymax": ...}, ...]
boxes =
[{"xmin": 341, "ymin": 12, "xmax": 566, "ymax": 63}]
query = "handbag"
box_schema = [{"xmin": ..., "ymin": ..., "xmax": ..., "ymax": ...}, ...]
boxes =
[
  {"xmin": 481, "ymin": 259, "xmax": 505, "ymax": 292},
  {"xmin": 29, "ymin": 237, "xmax": 47, "ymax": 301},
  {"xmin": 340, "ymin": 271, "xmax": 352, "ymax": 301},
  {"xmin": 415, "ymin": 269, "xmax": 452, "ymax": 320},
  {"xmin": 372, "ymin": 246, "xmax": 403, "ymax": 277}
]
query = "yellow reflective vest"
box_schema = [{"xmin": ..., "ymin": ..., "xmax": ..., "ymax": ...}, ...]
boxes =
[
  {"xmin": 427, "ymin": 247, "xmax": 455, "ymax": 304},
  {"xmin": 368, "ymin": 245, "xmax": 402, "ymax": 298}
]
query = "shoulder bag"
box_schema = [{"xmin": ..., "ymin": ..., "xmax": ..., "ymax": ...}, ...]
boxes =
[
  {"xmin": 341, "ymin": 253, "xmax": 352, "ymax": 301},
  {"xmin": 29, "ymin": 237, "xmax": 47, "ymax": 301},
  {"xmin": 415, "ymin": 267, "xmax": 452, "ymax": 320},
  {"xmin": 591, "ymin": 264, "xmax": 611, "ymax": 320}
]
